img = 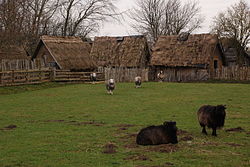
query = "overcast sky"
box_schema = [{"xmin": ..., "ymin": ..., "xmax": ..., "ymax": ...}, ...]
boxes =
[{"xmin": 96, "ymin": 0, "xmax": 243, "ymax": 37}]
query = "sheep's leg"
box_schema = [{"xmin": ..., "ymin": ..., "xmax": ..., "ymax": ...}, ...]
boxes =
[
  {"xmin": 212, "ymin": 128, "xmax": 217, "ymax": 136},
  {"xmin": 201, "ymin": 125, "xmax": 207, "ymax": 135}
]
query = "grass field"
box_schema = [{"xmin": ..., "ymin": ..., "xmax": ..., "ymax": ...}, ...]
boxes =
[{"xmin": 0, "ymin": 82, "xmax": 249, "ymax": 167}]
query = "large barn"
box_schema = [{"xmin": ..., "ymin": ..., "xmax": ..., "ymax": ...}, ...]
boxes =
[
  {"xmin": 90, "ymin": 35, "xmax": 151, "ymax": 82},
  {"xmin": 32, "ymin": 36, "xmax": 96, "ymax": 71},
  {"xmin": 150, "ymin": 34, "xmax": 225, "ymax": 82}
]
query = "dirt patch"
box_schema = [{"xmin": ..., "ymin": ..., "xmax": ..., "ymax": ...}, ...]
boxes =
[
  {"xmin": 71, "ymin": 121, "xmax": 105, "ymax": 126},
  {"xmin": 147, "ymin": 144, "xmax": 178, "ymax": 153},
  {"xmin": 1, "ymin": 124, "xmax": 17, "ymax": 130},
  {"xmin": 113, "ymin": 124, "xmax": 135, "ymax": 128},
  {"xmin": 124, "ymin": 143, "xmax": 139, "ymax": 149},
  {"xmin": 102, "ymin": 143, "xmax": 117, "ymax": 154},
  {"xmin": 225, "ymin": 143, "xmax": 243, "ymax": 147},
  {"xmin": 179, "ymin": 136, "xmax": 193, "ymax": 141},
  {"xmin": 177, "ymin": 129, "xmax": 189, "ymax": 135},
  {"xmin": 45, "ymin": 120, "xmax": 65, "ymax": 122},
  {"xmin": 246, "ymin": 132, "xmax": 250, "ymax": 135},
  {"xmin": 124, "ymin": 154, "xmax": 152, "ymax": 161},
  {"xmin": 202, "ymin": 142, "xmax": 219, "ymax": 146},
  {"xmin": 135, "ymin": 162, "xmax": 174, "ymax": 167},
  {"xmin": 177, "ymin": 129, "xmax": 193, "ymax": 142},
  {"xmin": 225, "ymin": 127, "xmax": 245, "ymax": 132},
  {"xmin": 164, "ymin": 162, "xmax": 174, "ymax": 166}
]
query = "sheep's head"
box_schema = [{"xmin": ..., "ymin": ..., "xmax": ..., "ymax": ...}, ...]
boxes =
[{"xmin": 163, "ymin": 121, "xmax": 178, "ymax": 144}]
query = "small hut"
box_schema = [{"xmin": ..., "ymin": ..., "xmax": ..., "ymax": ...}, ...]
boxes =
[
  {"xmin": 150, "ymin": 34, "xmax": 225, "ymax": 82},
  {"xmin": 32, "ymin": 36, "xmax": 96, "ymax": 71},
  {"xmin": 0, "ymin": 46, "xmax": 31, "ymax": 71},
  {"xmin": 90, "ymin": 35, "xmax": 151, "ymax": 82}
]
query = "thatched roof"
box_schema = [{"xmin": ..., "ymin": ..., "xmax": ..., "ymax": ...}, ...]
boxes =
[
  {"xmin": 0, "ymin": 46, "xmax": 29, "ymax": 61},
  {"xmin": 33, "ymin": 35, "xmax": 96, "ymax": 70},
  {"xmin": 151, "ymin": 34, "xmax": 222, "ymax": 67},
  {"xmin": 90, "ymin": 35, "xmax": 150, "ymax": 67}
]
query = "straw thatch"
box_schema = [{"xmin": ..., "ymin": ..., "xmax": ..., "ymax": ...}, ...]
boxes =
[
  {"xmin": 151, "ymin": 34, "xmax": 223, "ymax": 68},
  {"xmin": 90, "ymin": 35, "xmax": 150, "ymax": 68},
  {"xmin": 32, "ymin": 35, "xmax": 96, "ymax": 70},
  {"xmin": 0, "ymin": 46, "xmax": 29, "ymax": 61}
]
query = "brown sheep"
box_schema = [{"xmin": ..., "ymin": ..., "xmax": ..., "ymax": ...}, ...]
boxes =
[
  {"xmin": 136, "ymin": 121, "xmax": 178, "ymax": 145},
  {"xmin": 197, "ymin": 105, "xmax": 226, "ymax": 136}
]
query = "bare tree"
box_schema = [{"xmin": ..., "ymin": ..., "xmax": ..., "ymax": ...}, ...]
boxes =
[
  {"xmin": 58, "ymin": 0, "xmax": 119, "ymax": 37},
  {"xmin": 129, "ymin": 0, "xmax": 203, "ymax": 43},
  {"xmin": 211, "ymin": 0, "xmax": 250, "ymax": 50},
  {"xmin": 0, "ymin": 0, "xmax": 60, "ymax": 50}
]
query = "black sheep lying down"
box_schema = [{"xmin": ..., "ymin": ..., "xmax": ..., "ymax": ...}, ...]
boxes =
[
  {"xmin": 197, "ymin": 105, "xmax": 226, "ymax": 136},
  {"xmin": 136, "ymin": 121, "xmax": 178, "ymax": 145}
]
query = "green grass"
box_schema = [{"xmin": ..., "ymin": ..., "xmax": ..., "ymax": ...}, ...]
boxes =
[{"xmin": 0, "ymin": 82, "xmax": 249, "ymax": 167}]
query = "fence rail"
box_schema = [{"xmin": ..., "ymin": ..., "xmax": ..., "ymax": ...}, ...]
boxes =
[{"xmin": 0, "ymin": 69, "xmax": 104, "ymax": 86}]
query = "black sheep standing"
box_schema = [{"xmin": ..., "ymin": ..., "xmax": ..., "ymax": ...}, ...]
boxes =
[{"xmin": 197, "ymin": 105, "xmax": 226, "ymax": 136}]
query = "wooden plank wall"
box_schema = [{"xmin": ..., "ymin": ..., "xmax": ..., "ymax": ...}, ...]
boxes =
[
  {"xmin": 103, "ymin": 67, "xmax": 149, "ymax": 82},
  {"xmin": 0, "ymin": 59, "xmax": 45, "ymax": 71}
]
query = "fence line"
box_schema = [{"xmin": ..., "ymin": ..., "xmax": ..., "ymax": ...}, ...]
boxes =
[
  {"xmin": 1, "ymin": 66, "xmax": 250, "ymax": 86},
  {"xmin": 0, "ymin": 69, "xmax": 104, "ymax": 86},
  {"xmin": 103, "ymin": 67, "xmax": 149, "ymax": 82},
  {"xmin": 213, "ymin": 66, "xmax": 250, "ymax": 80}
]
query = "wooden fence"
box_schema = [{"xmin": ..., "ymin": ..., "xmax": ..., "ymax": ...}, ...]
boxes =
[
  {"xmin": 0, "ymin": 59, "xmax": 45, "ymax": 71},
  {"xmin": 103, "ymin": 67, "xmax": 149, "ymax": 82},
  {"xmin": 213, "ymin": 66, "xmax": 250, "ymax": 80},
  {"xmin": 150, "ymin": 67, "xmax": 209, "ymax": 82},
  {"xmin": 0, "ymin": 69, "xmax": 104, "ymax": 86}
]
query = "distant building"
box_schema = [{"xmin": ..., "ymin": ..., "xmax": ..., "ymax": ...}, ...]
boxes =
[
  {"xmin": 150, "ymin": 34, "xmax": 225, "ymax": 82},
  {"xmin": 32, "ymin": 36, "xmax": 96, "ymax": 71},
  {"xmin": 90, "ymin": 35, "xmax": 151, "ymax": 68}
]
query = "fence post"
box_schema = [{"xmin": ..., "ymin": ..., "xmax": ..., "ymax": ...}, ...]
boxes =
[
  {"xmin": 50, "ymin": 68, "xmax": 56, "ymax": 81},
  {"xmin": 0, "ymin": 72, "xmax": 2, "ymax": 86},
  {"xmin": 25, "ymin": 70, "xmax": 28, "ymax": 83},
  {"xmin": 12, "ymin": 70, "xmax": 15, "ymax": 84},
  {"xmin": 39, "ymin": 68, "xmax": 42, "ymax": 82}
]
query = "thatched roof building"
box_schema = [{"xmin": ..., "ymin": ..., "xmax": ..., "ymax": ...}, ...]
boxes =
[
  {"xmin": 90, "ymin": 35, "xmax": 150, "ymax": 68},
  {"xmin": 0, "ymin": 46, "xmax": 29, "ymax": 61},
  {"xmin": 151, "ymin": 34, "xmax": 224, "ymax": 68},
  {"xmin": 150, "ymin": 34, "xmax": 224, "ymax": 81},
  {"xmin": 32, "ymin": 36, "xmax": 96, "ymax": 70}
]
